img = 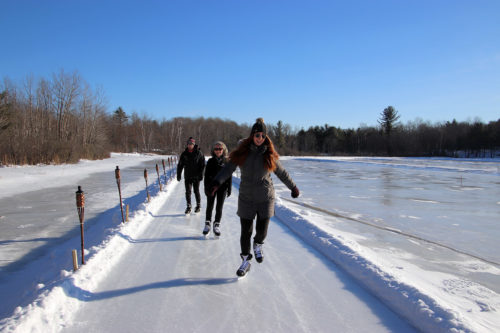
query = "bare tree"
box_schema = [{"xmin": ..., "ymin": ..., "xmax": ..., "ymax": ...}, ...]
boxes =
[
  {"xmin": 0, "ymin": 90, "xmax": 11, "ymax": 131},
  {"xmin": 51, "ymin": 70, "xmax": 81, "ymax": 141}
]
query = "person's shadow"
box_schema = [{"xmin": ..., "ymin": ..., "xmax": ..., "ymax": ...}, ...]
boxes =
[
  {"xmin": 64, "ymin": 277, "xmax": 238, "ymax": 302},
  {"xmin": 118, "ymin": 232, "xmax": 204, "ymax": 243},
  {"xmin": 149, "ymin": 212, "xmax": 186, "ymax": 218}
]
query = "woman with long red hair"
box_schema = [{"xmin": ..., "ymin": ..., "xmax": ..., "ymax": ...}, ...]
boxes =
[{"xmin": 211, "ymin": 118, "xmax": 300, "ymax": 277}]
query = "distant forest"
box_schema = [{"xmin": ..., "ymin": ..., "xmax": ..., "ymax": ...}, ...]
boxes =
[{"xmin": 1, "ymin": 71, "xmax": 499, "ymax": 165}]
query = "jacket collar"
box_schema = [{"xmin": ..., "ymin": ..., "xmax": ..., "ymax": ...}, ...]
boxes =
[{"xmin": 250, "ymin": 143, "xmax": 267, "ymax": 154}]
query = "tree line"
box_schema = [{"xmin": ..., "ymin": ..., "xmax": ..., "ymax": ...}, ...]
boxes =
[{"xmin": 1, "ymin": 72, "xmax": 499, "ymax": 165}]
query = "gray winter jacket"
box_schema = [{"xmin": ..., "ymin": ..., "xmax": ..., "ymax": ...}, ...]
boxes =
[{"xmin": 214, "ymin": 143, "xmax": 296, "ymax": 220}]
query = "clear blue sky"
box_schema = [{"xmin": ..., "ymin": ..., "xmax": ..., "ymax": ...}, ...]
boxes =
[{"xmin": 1, "ymin": 0, "xmax": 499, "ymax": 129}]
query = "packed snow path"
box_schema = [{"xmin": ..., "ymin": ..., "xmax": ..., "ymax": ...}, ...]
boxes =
[{"xmin": 64, "ymin": 181, "xmax": 415, "ymax": 332}]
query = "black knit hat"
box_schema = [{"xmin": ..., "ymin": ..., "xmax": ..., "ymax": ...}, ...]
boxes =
[{"xmin": 251, "ymin": 118, "xmax": 267, "ymax": 136}]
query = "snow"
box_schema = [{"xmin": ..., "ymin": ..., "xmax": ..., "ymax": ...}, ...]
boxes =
[{"xmin": 1, "ymin": 154, "xmax": 499, "ymax": 332}]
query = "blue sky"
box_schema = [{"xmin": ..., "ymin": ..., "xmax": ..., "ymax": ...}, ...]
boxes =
[{"xmin": 1, "ymin": 0, "xmax": 499, "ymax": 129}]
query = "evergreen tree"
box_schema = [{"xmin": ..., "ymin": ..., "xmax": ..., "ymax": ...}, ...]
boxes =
[
  {"xmin": 378, "ymin": 106, "xmax": 401, "ymax": 155},
  {"xmin": 378, "ymin": 106, "xmax": 400, "ymax": 136}
]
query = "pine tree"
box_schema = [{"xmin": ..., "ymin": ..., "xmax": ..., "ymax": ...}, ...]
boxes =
[{"xmin": 378, "ymin": 106, "xmax": 400, "ymax": 155}]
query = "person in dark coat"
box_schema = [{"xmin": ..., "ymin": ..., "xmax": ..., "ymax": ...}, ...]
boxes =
[
  {"xmin": 211, "ymin": 118, "xmax": 300, "ymax": 276},
  {"xmin": 202, "ymin": 141, "xmax": 232, "ymax": 236},
  {"xmin": 177, "ymin": 137, "xmax": 205, "ymax": 214}
]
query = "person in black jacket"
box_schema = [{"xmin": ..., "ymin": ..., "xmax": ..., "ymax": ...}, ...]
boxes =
[
  {"xmin": 203, "ymin": 141, "xmax": 232, "ymax": 236},
  {"xmin": 177, "ymin": 137, "xmax": 206, "ymax": 214}
]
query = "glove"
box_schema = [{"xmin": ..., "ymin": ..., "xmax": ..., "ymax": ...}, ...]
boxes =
[
  {"xmin": 210, "ymin": 186, "xmax": 219, "ymax": 196},
  {"xmin": 177, "ymin": 175, "xmax": 181, "ymax": 182},
  {"xmin": 291, "ymin": 186, "xmax": 300, "ymax": 198},
  {"xmin": 204, "ymin": 188, "xmax": 211, "ymax": 197},
  {"xmin": 208, "ymin": 181, "xmax": 220, "ymax": 196}
]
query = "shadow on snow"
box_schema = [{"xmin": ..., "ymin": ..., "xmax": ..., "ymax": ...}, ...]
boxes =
[{"xmin": 64, "ymin": 277, "xmax": 238, "ymax": 302}]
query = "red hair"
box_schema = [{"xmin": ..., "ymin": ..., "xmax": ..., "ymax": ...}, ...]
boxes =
[{"xmin": 230, "ymin": 135, "xmax": 280, "ymax": 171}]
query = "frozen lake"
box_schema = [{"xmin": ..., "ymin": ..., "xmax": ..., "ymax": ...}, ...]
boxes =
[{"xmin": 276, "ymin": 157, "xmax": 500, "ymax": 291}]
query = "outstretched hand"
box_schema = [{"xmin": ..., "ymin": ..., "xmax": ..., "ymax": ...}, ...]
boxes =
[{"xmin": 291, "ymin": 186, "xmax": 300, "ymax": 198}]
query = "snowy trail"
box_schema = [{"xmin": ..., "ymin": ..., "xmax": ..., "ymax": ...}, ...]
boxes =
[{"xmin": 64, "ymin": 181, "xmax": 415, "ymax": 332}]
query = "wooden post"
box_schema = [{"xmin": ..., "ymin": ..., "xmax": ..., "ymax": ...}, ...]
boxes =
[
  {"xmin": 162, "ymin": 159, "xmax": 167, "ymax": 185},
  {"xmin": 169, "ymin": 157, "xmax": 174, "ymax": 180},
  {"xmin": 167, "ymin": 157, "xmax": 171, "ymax": 180},
  {"xmin": 144, "ymin": 169, "xmax": 150, "ymax": 202},
  {"xmin": 126, "ymin": 204, "xmax": 129, "ymax": 222},
  {"xmin": 72, "ymin": 249, "xmax": 79, "ymax": 271},
  {"xmin": 156, "ymin": 164, "xmax": 162, "ymax": 191},
  {"xmin": 75, "ymin": 186, "xmax": 85, "ymax": 265},
  {"xmin": 115, "ymin": 166, "xmax": 125, "ymax": 223}
]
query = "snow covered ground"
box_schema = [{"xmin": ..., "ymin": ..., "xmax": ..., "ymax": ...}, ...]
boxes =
[{"xmin": 0, "ymin": 154, "xmax": 499, "ymax": 332}]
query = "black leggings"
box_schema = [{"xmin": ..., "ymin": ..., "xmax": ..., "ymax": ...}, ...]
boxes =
[
  {"xmin": 240, "ymin": 216, "xmax": 270, "ymax": 255},
  {"xmin": 184, "ymin": 178, "xmax": 201, "ymax": 206},
  {"xmin": 205, "ymin": 189, "xmax": 226, "ymax": 222}
]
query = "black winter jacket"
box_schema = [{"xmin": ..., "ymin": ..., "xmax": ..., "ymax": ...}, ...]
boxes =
[
  {"xmin": 177, "ymin": 145, "xmax": 205, "ymax": 181},
  {"xmin": 204, "ymin": 155, "xmax": 232, "ymax": 196}
]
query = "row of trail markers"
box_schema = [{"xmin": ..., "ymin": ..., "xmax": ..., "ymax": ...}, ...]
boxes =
[{"xmin": 72, "ymin": 157, "xmax": 178, "ymax": 271}]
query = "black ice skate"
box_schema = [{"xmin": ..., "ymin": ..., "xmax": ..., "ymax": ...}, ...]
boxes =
[
  {"xmin": 253, "ymin": 242, "xmax": 264, "ymax": 263},
  {"xmin": 213, "ymin": 222, "xmax": 221, "ymax": 237},
  {"xmin": 194, "ymin": 204, "xmax": 201, "ymax": 213},
  {"xmin": 184, "ymin": 206, "xmax": 191, "ymax": 214},
  {"xmin": 237, "ymin": 253, "xmax": 252, "ymax": 277},
  {"xmin": 202, "ymin": 221, "xmax": 211, "ymax": 236}
]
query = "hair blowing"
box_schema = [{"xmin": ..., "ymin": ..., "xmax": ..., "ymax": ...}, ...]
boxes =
[{"xmin": 229, "ymin": 135, "xmax": 280, "ymax": 171}]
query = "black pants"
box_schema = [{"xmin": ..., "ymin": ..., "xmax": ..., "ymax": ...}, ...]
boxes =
[
  {"xmin": 240, "ymin": 216, "xmax": 270, "ymax": 255},
  {"xmin": 184, "ymin": 178, "xmax": 201, "ymax": 207},
  {"xmin": 205, "ymin": 189, "xmax": 226, "ymax": 222}
]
